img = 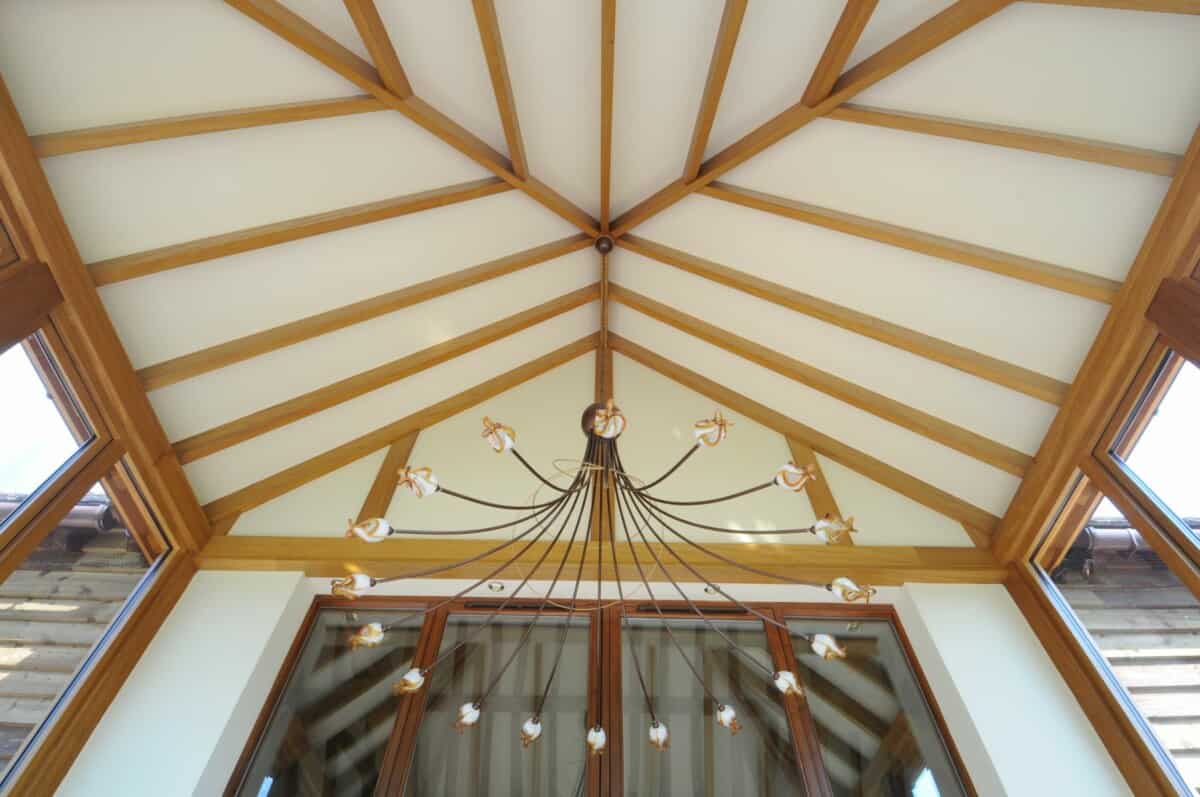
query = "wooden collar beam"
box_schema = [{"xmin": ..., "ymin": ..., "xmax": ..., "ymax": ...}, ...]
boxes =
[{"xmin": 227, "ymin": 0, "xmax": 600, "ymax": 237}]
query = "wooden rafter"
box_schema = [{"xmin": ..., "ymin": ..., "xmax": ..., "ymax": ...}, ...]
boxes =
[
  {"xmin": 90, "ymin": 177, "xmax": 511, "ymax": 286},
  {"xmin": 801, "ymin": 0, "xmax": 878, "ymax": 107},
  {"xmin": 196, "ymin": 534, "xmax": 1006, "ymax": 584},
  {"xmin": 611, "ymin": 284, "xmax": 1031, "ymax": 475},
  {"xmin": 619, "ymin": 235, "xmax": 1068, "ymax": 404},
  {"xmin": 173, "ymin": 283, "xmax": 599, "ymax": 463},
  {"xmin": 703, "ymin": 181, "xmax": 1121, "ymax": 303},
  {"xmin": 342, "ymin": 0, "xmax": 413, "ymax": 98},
  {"xmin": 681, "ymin": 0, "xmax": 748, "ymax": 181},
  {"xmin": 610, "ymin": 334, "xmax": 1000, "ymax": 536},
  {"xmin": 993, "ymin": 121, "xmax": 1200, "ymax": 561},
  {"xmin": 610, "ymin": 0, "xmax": 1014, "ymax": 237},
  {"xmin": 138, "ymin": 234, "xmax": 590, "ymax": 391},
  {"xmin": 471, "ymin": 0, "xmax": 528, "ymax": 179},
  {"xmin": 356, "ymin": 432, "xmax": 418, "ymax": 523},
  {"xmin": 226, "ymin": 0, "xmax": 600, "ymax": 236},
  {"xmin": 786, "ymin": 439, "xmax": 852, "ymax": 546},
  {"xmin": 0, "ymin": 259, "xmax": 62, "ymax": 353},
  {"xmin": 600, "ymin": 0, "xmax": 616, "ymax": 231},
  {"xmin": 596, "ymin": 252, "xmax": 613, "ymax": 402},
  {"xmin": 828, "ymin": 104, "xmax": 1180, "ymax": 177},
  {"xmin": 31, "ymin": 96, "xmax": 384, "ymax": 158},
  {"xmin": 203, "ymin": 335, "xmax": 598, "ymax": 524}
]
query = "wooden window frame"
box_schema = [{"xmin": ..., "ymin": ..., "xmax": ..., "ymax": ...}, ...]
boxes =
[{"xmin": 227, "ymin": 596, "xmax": 975, "ymax": 797}]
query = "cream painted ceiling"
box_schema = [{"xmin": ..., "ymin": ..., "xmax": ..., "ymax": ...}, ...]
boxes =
[{"xmin": 1, "ymin": 1, "xmax": 1197, "ymax": 545}]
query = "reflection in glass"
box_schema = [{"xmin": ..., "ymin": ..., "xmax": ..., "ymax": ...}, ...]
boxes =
[
  {"xmin": 237, "ymin": 609, "xmax": 421, "ymax": 796},
  {"xmin": 1116, "ymin": 358, "xmax": 1200, "ymax": 524},
  {"xmin": 1052, "ymin": 500, "xmax": 1200, "ymax": 792},
  {"xmin": 0, "ymin": 481, "xmax": 149, "ymax": 778},
  {"xmin": 403, "ymin": 614, "xmax": 588, "ymax": 796},
  {"xmin": 621, "ymin": 617, "xmax": 801, "ymax": 796},
  {"xmin": 0, "ymin": 336, "xmax": 92, "ymax": 526},
  {"xmin": 787, "ymin": 618, "xmax": 967, "ymax": 797}
]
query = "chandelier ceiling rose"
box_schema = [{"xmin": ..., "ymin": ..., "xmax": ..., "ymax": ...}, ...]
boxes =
[{"xmin": 332, "ymin": 400, "xmax": 876, "ymax": 756}]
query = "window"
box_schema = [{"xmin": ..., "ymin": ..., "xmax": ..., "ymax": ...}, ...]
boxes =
[{"xmin": 229, "ymin": 599, "xmax": 971, "ymax": 796}]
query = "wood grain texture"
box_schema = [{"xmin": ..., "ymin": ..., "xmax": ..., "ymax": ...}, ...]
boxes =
[
  {"xmin": 197, "ymin": 534, "xmax": 1006, "ymax": 584},
  {"xmin": 471, "ymin": 0, "xmax": 528, "ymax": 179},
  {"xmin": 139, "ymin": 234, "xmax": 591, "ymax": 391},
  {"xmin": 0, "ymin": 259, "xmax": 61, "ymax": 352},
  {"xmin": 31, "ymin": 96, "xmax": 384, "ymax": 157},
  {"xmin": 356, "ymin": 432, "xmax": 418, "ymax": 523},
  {"xmin": 801, "ymin": 0, "xmax": 878, "ymax": 106},
  {"xmin": 993, "ymin": 122, "xmax": 1200, "ymax": 562},
  {"xmin": 611, "ymin": 334, "xmax": 1000, "ymax": 535},
  {"xmin": 619, "ymin": 235, "xmax": 1068, "ymax": 404},
  {"xmin": 203, "ymin": 335, "xmax": 598, "ymax": 522},
  {"xmin": 1147, "ymin": 277, "xmax": 1200, "ymax": 365},
  {"xmin": 611, "ymin": 0, "xmax": 1014, "ymax": 236},
  {"xmin": 829, "ymin": 103, "xmax": 1180, "ymax": 177},
  {"xmin": 226, "ymin": 0, "xmax": 600, "ymax": 236},
  {"xmin": 600, "ymin": 0, "xmax": 616, "ymax": 231},
  {"xmin": 703, "ymin": 181, "xmax": 1121, "ymax": 303},
  {"xmin": 0, "ymin": 75, "xmax": 211, "ymax": 552},
  {"xmin": 342, "ymin": 0, "xmax": 412, "ymax": 97},
  {"xmin": 89, "ymin": 177, "xmax": 511, "ymax": 285},
  {"xmin": 786, "ymin": 439, "xmax": 851, "ymax": 545},
  {"xmin": 681, "ymin": 0, "xmax": 747, "ymax": 181},
  {"xmin": 172, "ymin": 283, "xmax": 599, "ymax": 462},
  {"xmin": 611, "ymin": 283, "xmax": 1031, "ymax": 475}
]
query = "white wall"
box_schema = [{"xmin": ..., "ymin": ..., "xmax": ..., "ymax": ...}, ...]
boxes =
[
  {"xmin": 56, "ymin": 571, "xmax": 313, "ymax": 797},
  {"xmin": 54, "ymin": 575, "xmax": 1131, "ymax": 796},
  {"xmin": 897, "ymin": 583, "xmax": 1131, "ymax": 797}
]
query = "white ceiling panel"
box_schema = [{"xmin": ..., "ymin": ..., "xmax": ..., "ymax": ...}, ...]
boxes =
[
  {"xmin": 856, "ymin": 3, "xmax": 1200, "ymax": 154},
  {"xmin": 0, "ymin": 1, "xmax": 358, "ymax": 135},
  {"xmin": 845, "ymin": 1, "xmax": 958, "ymax": 69},
  {"xmin": 726, "ymin": 117, "xmax": 1169, "ymax": 280}
]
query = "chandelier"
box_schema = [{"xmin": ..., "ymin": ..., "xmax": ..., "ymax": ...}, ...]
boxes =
[{"xmin": 330, "ymin": 399, "xmax": 876, "ymax": 755}]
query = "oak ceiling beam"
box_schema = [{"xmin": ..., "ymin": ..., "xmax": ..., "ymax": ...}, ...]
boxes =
[
  {"xmin": 173, "ymin": 283, "xmax": 599, "ymax": 463},
  {"xmin": 786, "ymin": 439, "xmax": 851, "ymax": 545},
  {"xmin": 31, "ymin": 96, "xmax": 385, "ymax": 158},
  {"xmin": 619, "ymin": 235, "xmax": 1069, "ymax": 404},
  {"xmin": 610, "ymin": 0, "xmax": 1014, "ymax": 237},
  {"xmin": 203, "ymin": 334, "xmax": 598, "ymax": 524},
  {"xmin": 611, "ymin": 283, "xmax": 1032, "ymax": 476},
  {"xmin": 596, "ymin": 255, "xmax": 613, "ymax": 402},
  {"xmin": 196, "ymin": 534, "xmax": 1007, "ymax": 584},
  {"xmin": 0, "ymin": 259, "xmax": 62, "ymax": 354},
  {"xmin": 681, "ymin": 0, "xmax": 748, "ymax": 181},
  {"xmin": 139, "ymin": 234, "xmax": 590, "ymax": 391},
  {"xmin": 226, "ymin": 0, "xmax": 600, "ymax": 236},
  {"xmin": 471, "ymin": 0, "xmax": 528, "ymax": 179},
  {"xmin": 829, "ymin": 104, "xmax": 1180, "ymax": 177},
  {"xmin": 600, "ymin": 0, "xmax": 616, "ymax": 231},
  {"xmin": 610, "ymin": 334, "xmax": 1001, "ymax": 536},
  {"xmin": 801, "ymin": 0, "xmax": 878, "ymax": 107},
  {"xmin": 357, "ymin": 432, "xmax": 418, "ymax": 523},
  {"xmin": 89, "ymin": 177, "xmax": 511, "ymax": 286},
  {"xmin": 1025, "ymin": 0, "xmax": 1200, "ymax": 12},
  {"xmin": 994, "ymin": 121, "xmax": 1200, "ymax": 562},
  {"xmin": 703, "ymin": 181, "xmax": 1121, "ymax": 303},
  {"xmin": 342, "ymin": 0, "xmax": 413, "ymax": 98}
]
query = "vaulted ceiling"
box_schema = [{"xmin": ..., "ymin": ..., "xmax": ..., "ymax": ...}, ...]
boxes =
[{"xmin": 2, "ymin": 0, "xmax": 1197, "ymax": 550}]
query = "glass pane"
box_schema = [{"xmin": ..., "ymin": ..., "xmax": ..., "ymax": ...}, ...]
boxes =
[
  {"xmin": 237, "ymin": 608, "xmax": 422, "ymax": 797},
  {"xmin": 621, "ymin": 617, "xmax": 801, "ymax": 796},
  {"xmin": 0, "ymin": 336, "xmax": 92, "ymax": 526},
  {"xmin": 0, "ymin": 481, "xmax": 150, "ymax": 778},
  {"xmin": 404, "ymin": 614, "xmax": 588, "ymax": 796},
  {"xmin": 787, "ymin": 618, "xmax": 968, "ymax": 797},
  {"xmin": 1116, "ymin": 358, "xmax": 1200, "ymax": 525},
  {"xmin": 1051, "ymin": 501, "xmax": 1200, "ymax": 792}
]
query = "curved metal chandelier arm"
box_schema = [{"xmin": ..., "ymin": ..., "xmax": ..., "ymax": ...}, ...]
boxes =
[
  {"xmin": 426, "ymin": 474, "xmax": 591, "ymax": 680},
  {"xmin": 613, "ymin": 479, "xmax": 773, "ymax": 676},
  {"xmin": 437, "ymin": 484, "xmax": 582, "ymax": 511},
  {"xmin": 384, "ymin": 504, "xmax": 559, "ymax": 536},
  {"xmin": 637, "ymin": 480, "xmax": 773, "ymax": 507},
  {"xmin": 631, "ymin": 495, "xmax": 818, "ymax": 536},
  {"xmin": 631, "ymin": 442, "xmax": 701, "ymax": 492},
  {"xmin": 510, "ymin": 447, "xmax": 570, "ymax": 493}
]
